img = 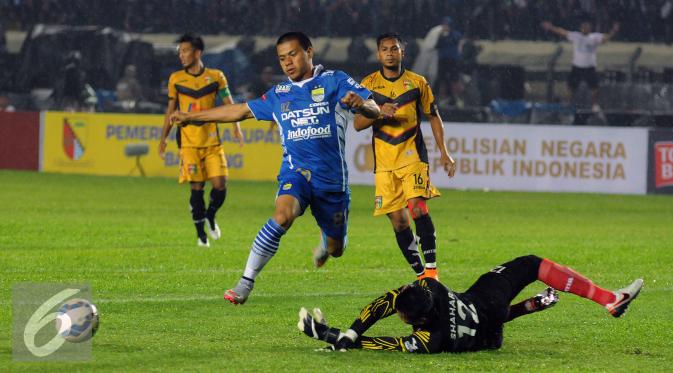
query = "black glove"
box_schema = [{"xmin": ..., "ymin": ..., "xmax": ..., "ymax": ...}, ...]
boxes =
[{"xmin": 297, "ymin": 307, "xmax": 341, "ymax": 344}]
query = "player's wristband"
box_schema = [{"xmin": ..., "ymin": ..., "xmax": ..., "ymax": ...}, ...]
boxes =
[{"xmin": 343, "ymin": 329, "xmax": 358, "ymax": 341}]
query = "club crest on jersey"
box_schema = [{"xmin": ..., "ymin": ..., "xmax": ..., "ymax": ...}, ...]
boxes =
[
  {"xmin": 404, "ymin": 80, "xmax": 414, "ymax": 90},
  {"xmin": 205, "ymin": 76, "xmax": 212, "ymax": 84},
  {"xmin": 311, "ymin": 87, "xmax": 325, "ymax": 102},
  {"xmin": 276, "ymin": 84, "xmax": 292, "ymax": 94},
  {"xmin": 281, "ymin": 102, "xmax": 291, "ymax": 112}
]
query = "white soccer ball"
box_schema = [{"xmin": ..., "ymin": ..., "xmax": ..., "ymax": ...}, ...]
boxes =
[{"xmin": 54, "ymin": 298, "xmax": 99, "ymax": 343}]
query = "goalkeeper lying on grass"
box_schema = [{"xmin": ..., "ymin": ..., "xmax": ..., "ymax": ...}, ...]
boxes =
[{"xmin": 298, "ymin": 255, "xmax": 642, "ymax": 353}]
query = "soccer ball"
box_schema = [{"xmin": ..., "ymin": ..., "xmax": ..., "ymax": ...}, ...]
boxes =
[{"xmin": 54, "ymin": 298, "xmax": 99, "ymax": 343}]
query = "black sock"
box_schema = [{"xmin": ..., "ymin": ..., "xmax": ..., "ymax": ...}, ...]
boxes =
[
  {"xmin": 414, "ymin": 214, "xmax": 436, "ymax": 266},
  {"xmin": 190, "ymin": 189, "xmax": 206, "ymax": 238},
  {"xmin": 206, "ymin": 188, "xmax": 227, "ymax": 223},
  {"xmin": 394, "ymin": 227, "xmax": 424, "ymax": 276}
]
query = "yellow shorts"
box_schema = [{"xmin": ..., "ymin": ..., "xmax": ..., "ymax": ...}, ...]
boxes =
[
  {"xmin": 178, "ymin": 145, "xmax": 228, "ymax": 183},
  {"xmin": 373, "ymin": 162, "xmax": 440, "ymax": 216}
]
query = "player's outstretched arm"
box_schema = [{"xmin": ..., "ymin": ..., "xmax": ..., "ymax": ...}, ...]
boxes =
[
  {"xmin": 171, "ymin": 103, "xmax": 254, "ymax": 125},
  {"xmin": 354, "ymin": 331, "xmax": 441, "ymax": 353},
  {"xmin": 220, "ymin": 93, "xmax": 244, "ymax": 147},
  {"xmin": 427, "ymin": 113, "xmax": 456, "ymax": 177},
  {"xmin": 541, "ymin": 21, "xmax": 569, "ymax": 39}
]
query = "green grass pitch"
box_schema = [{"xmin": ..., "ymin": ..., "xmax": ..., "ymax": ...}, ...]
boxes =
[{"xmin": 1, "ymin": 170, "xmax": 672, "ymax": 371}]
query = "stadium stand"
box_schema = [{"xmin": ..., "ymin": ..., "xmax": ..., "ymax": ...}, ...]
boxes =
[{"xmin": 0, "ymin": 0, "xmax": 671, "ymax": 126}]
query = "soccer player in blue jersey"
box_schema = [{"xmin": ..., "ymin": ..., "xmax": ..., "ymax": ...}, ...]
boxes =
[{"xmin": 171, "ymin": 32, "xmax": 380, "ymax": 305}]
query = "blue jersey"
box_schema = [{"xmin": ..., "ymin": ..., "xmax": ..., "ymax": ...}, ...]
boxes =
[{"xmin": 247, "ymin": 65, "xmax": 371, "ymax": 192}]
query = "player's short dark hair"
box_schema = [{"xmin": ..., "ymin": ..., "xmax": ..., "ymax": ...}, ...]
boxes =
[
  {"xmin": 276, "ymin": 32, "xmax": 312, "ymax": 50},
  {"xmin": 376, "ymin": 32, "xmax": 404, "ymax": 48},
  {"xmin": 396, "ymin": 284, "xmax": 434, "ymax": 322},
  {"xmin": 177, "ymin": 33, "xmax": 204, "ymax": 51}
]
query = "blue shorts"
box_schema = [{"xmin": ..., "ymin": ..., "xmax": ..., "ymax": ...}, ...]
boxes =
[{"xmin": 277, "ymin": 171, "xmax": 350, "ymax": 241}]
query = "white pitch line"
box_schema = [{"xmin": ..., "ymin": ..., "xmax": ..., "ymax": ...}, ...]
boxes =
[{"xmin": 95, "ymin": 291, "xmax": 380, "ymax": 304}]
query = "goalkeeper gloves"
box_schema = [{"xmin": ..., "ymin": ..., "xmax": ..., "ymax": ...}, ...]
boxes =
[{"xmin": 297, "ymin": 307, "xmax": 358, "ymax": 351}]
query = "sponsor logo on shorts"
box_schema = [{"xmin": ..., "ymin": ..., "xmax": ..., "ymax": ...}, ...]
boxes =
[
  {"xmin": 282, "ymin": 183, "xmax": 293, "ymax": 190},
  {"xmin": 188, "ymin": 164, "xmax": 197, "ymax": 174},
  {"xmin": 655, "ymin": 142, "xmax": 673, "ymax": 188},
  {"xmin": 298, "ymin": 168, "xmax": 312, "ymax": 182},
  {"xmin": 375, "ymin": 196, "xmax": 382, "ymax": 209}
]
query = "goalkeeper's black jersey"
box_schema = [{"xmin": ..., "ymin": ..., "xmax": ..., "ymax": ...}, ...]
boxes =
[
  {"xmin": 420, "ymin": 279, "xmax": 482, "ymax": 352},
  {"xmin": 349, "ymin": 278, "xmax": 483, "ymax": 353}
]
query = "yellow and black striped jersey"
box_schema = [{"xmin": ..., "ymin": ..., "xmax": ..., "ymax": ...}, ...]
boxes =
[
  {"xmin": 168, "ymin": 67, "xmax": 231, "ymax": 148},
  {"xmin": 360, "ymin": 69, "xmax": 437, "ymax": 172},
  {"xmin": 347, "ymin": 278, "xmax": 482, "ymax": 353}
]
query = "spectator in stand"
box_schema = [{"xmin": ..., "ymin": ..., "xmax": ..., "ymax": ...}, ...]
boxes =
[
  {"xmin": 116, "ymin": 64, "xmax": 144, "ymax": 105},
  {"xmin": 0, "ymin": 93, "xmax": 16, "ymax": 112},
  {"xmin": 435, "ymin": 17, "xmax": 463, "ymax": 95},
  {"xmin": 542, "ymin": 18, "xmax": 620, "ymax": 112},
  {"xmin": 414, "ymin": 17, "xmax": 464, "ymax": 102},
  {"xmin": 347, "ymin": 34, "xmax": 372, "ymax": 79},
  {"xmin": 0, "ymin": 19, "xmax": 6, "ymax": 54},
  {"xmin": 50, "ymin": 51, "xmax": 98, "ymax": 112},
  {"xmin": 0, "ymin": 1, "xmax": 670, "ymax": 42},
  {"xmin": 661, "ymin": 0, "xmax": 673, "ymax": 44}
]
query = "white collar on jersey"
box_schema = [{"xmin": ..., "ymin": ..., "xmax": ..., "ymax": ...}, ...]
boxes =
[{"xmin": 288, "ymin": 64, "xmax": 324, "ymax": 87}]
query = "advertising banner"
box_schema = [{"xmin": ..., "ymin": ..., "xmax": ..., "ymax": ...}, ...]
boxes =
[
  {"xmin": 0, "ymin": 111, "xmax": 41, "ymax": 170},
  {"xmin": 41, "ymin": 112, "xmax": 282, "ymax": 181},
  {"xmin": 647, "ymin": 129, "xmax": 673, "ymax": 194},
  {"xmin": 346, "ymin": 123, "xmax": 649, "ymax": 195}
]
